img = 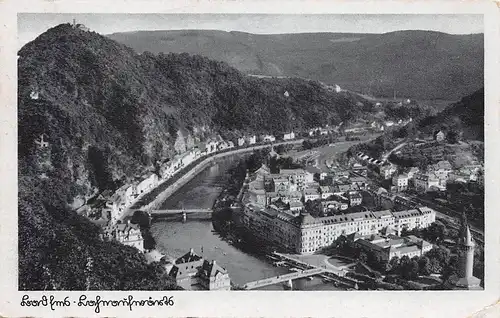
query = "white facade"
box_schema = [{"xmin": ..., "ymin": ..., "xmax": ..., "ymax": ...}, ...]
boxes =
[
  {"xmin": 237, "ymin": 137, "xmax": 245, "ymax": 147},
  {"xmin": 380, "ymin": 165, "xmax": 397, "ymax": 179},
  {"xmin": 247, "ymin": 135, "xmax": 257, "ymax": 145},
  {"xmin": 303, "ymin": 189, "xmax": 320, "ymax": 202},
  {"xmin": 262, "ymin": 135, "xmax": 276, "ymax": 142},
  {"xmin": 392, "ymin": 174, "xmax": 409, "ymax": 191},
  {"xmin": 283, "ymin": 132, "xmax": 295, "ymax": 140}
]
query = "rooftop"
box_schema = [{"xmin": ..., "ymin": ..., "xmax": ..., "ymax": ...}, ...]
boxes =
[{"xmin": 176, "ymin": 249, "xmax": 203, "ymax": 264}]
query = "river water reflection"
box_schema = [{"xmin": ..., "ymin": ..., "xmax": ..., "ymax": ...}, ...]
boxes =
[{"xmin": 151, "ymin": 155, "xmax": 340, "ymax": 290}]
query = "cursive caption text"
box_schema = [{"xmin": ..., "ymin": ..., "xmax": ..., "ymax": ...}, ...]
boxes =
[{"xmin": 21, "ymin": 294, "xmax": 175, "ymax": 313}]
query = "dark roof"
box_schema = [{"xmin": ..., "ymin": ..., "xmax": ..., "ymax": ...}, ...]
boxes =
[
  {"xmin": 200, "ymin": 260, "xmax": 227, "ymax": 278},
  {"xmin": 176, "ymin": 249, "xmax": 202, "ymax": 264}
]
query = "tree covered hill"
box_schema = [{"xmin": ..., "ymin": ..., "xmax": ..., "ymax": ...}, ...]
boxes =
[
  {"xmin": 17, "ymin": 23, "xmax": 371, "ymax": 290},
  {"xmin": 108, "ymin": 29, "xmax": 483, "ymax": 100}
]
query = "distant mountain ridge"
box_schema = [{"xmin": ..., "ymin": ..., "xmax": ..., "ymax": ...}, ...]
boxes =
[{"xmin": 107, "ymin": 29, "xmax": 484, "ymax": 100}]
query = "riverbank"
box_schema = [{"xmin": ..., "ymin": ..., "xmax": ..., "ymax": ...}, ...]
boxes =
[{"xmin": 122, "ymin": 139, "xmax": 304, "ymax": 220}]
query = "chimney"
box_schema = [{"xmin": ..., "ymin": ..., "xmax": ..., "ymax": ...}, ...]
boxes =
[
  {"xmin": 189, "ymin": 248, "xmax": 194, "ymax": 254},
  {"xmin": 73, "ymin": 18, "xmax": 76, "ymax": 27}
]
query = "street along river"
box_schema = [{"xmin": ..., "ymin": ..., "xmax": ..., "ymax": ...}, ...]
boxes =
[{"xmin": 150, "ymin": 155, "xmax": 341, "ymax": 290}]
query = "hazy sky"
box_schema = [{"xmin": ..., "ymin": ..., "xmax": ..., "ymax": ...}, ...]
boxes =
[{"xmin": 18, "ymin": 13, "xmax": 483, "ymax": 48}]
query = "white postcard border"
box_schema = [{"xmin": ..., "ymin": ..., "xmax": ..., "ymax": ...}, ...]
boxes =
[{"xmin": 1, "ymin": 1, "xmax": 499, "ymax": 317}]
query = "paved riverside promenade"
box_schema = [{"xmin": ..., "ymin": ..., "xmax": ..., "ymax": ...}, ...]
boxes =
[{"xmin": 123, "ymin": 139, "xmax": 304, "ymax": 219}]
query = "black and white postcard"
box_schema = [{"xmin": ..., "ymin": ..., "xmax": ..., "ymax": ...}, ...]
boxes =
[{"xmin": 1, "ymin": 0, "xmax": 499, "ymax": 317}]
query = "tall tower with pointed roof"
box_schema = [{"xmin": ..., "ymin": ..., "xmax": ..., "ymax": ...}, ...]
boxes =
[{"xmin": 448, "ymin": 212, "xmax": 482, "ymax": 290}]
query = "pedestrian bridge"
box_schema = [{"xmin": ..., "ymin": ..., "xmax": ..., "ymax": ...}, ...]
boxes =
[
  {"xmin": 242, "ymin": 268, "xmax": 325, "ymax": 290},
  {"xmin": 150, "ymin": 209, "xmax": 213, "ymax": 215}
]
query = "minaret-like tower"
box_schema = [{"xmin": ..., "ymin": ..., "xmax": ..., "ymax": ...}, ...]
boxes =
[{"xmin": 450, "ymin": 212, "xmax": 482, "ymax": 290}]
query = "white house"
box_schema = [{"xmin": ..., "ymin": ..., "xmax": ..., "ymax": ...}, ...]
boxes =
[
  {"xmin": 262, "ymin": 135, "xmax": 276, "ymax": 143},
  {"xmin": 289, "ymin": 201, "xmax": 304, "ymax": 213},
  {"xmin": 392, "ymin": 174, "xmax": 409, "ymax": 191},
  {"xmin": 206, "ymin": 140, "xmax": 219, "ymax": 154},
  {"xmin": 414, "ymin": 173, "xmax": 440, "ymax": 192},
  {"xmin": 237, "ymin": 137, "xmax": 245, "ymax": 147},
  {"xmin": 303, "ymin": 188, "xmax": 320, "ymax": 202},
  {"xmin": 320, "ymin": 186, "xmax": 333, "ymax": 200},
  {"xmin": 247, "ymin": 135, "xmax": 257, "ymax": 145},
  {"xmin": 283, "ymin": 132, "xmax": 295, "ymax": 140}
]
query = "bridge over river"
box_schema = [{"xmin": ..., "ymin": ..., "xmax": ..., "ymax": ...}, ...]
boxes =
[
  {"xmin": 242, "ymin": 268, "xmax": 325, "ymax": 290},
  {"xmin": 149, "ymin": 209, "xmax": 213, "ymax": 215}
]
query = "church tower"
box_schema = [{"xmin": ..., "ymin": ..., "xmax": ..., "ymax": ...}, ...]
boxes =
[{"xmin": 449, "ymin": 212, "xmax": 482, "ymax": 290}]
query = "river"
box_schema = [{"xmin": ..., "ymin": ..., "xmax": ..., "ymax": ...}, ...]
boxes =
[{"xmin": 150, "ymin": 155, "xmax": 341, "ymax": 290}]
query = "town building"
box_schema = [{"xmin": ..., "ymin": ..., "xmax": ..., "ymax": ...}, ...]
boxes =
[
  {"xmin": 331, "ymin": 168, "xmax": 350, "ymax": 180},
  {"xmin": 205, "ymin": 139, "xmax": 219, "ymax": 154},
  {"xmin": 320, "ymin": 186, "xmax": 334, "ymax": 200},
  {"xmin": 247, "ymin": 135, "xmax": 257, "ymax": 145},
  {"xmin": 262, "ymin": 135, "xmax": 276, "ymax": 143},
  {"xmin": 352, "ymin": 164, "xmax": 368, "ymax": 177},
  {"xmin": 428, "ymin": 160, "xmax": 452, "ymax": 180},
  {"xmin": 240, "ymin": 199, "xmax": 436, "ymax": 255},
  {"xmin": 110, "ymin": 222, "xmax": 144, "ymax": 252},
  {"xmin": 289, "ymin": 201, "xmax": 304, "ymax": 213},
  {"xmin": 303, "ymin": 188, "xmax": 320, "ymax": 202},
  {"xmin": 237, "ymin": 137, "xmax": 245, "ymax": 147},
  {"xmin": 280, "ymin": 168, "xmax": 312, "ymax": 190},
  {"xmin": 414, "ymin": 173, "xmax": 440, "ymax": 192},
  {"xmin": 347, "ymin": 191, "xmax": 363, "ymax": 206},
  {"xmin": 434, "ymin": 130, "xmax": 445, "ymax": 142},
  {"xmin": 272, "ymin": 177, "xmax": 290, "ymax": 193},
  {"xmin": 350, "ymin": 176, "xmax": 367, "ymax": 189},
  {"xmin": 380, "ymin": 165, "xmax": 397, "ymax": 179},
  {"xmin": 354, "ymin": 234, "xmax": 433, "ymax": 262},
  {"xmin": 169, "ymin": 249, "xmax": 231, "ymax": 290},
  {"xmin": 406, "ymin": 167, "xmax": 420, "ymax": 180},
  {"xmin": 321, "ymin": 200, "xmax": 348, "ymax": 213},
  {"xmin": 392, "ymin": 174, "xmax": 409, "ymax": 191},
  {"xmin": 283, "ymin": 132, "xmax": 295, "ymax": 140}
]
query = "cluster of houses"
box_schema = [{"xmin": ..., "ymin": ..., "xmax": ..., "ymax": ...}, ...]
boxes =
[
  {"xmin": 237, "ymin": 162, "xmax": 437, "ymax": 255},
  {"xmin": 356, "ymin": 145, "xmax": 483, "ymax": 192},
  {"xmin": 244, "ymin": 163, "xmax": 371, "ymax": 218}
]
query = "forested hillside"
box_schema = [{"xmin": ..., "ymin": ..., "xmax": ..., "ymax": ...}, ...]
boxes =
[
  {"xmin": 108, "ymin": 29, "xmax": 483, "ymax": 100},
  {"xmin": 18, "ymin": 23, "xmax": 371, "ymax": 290}
]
